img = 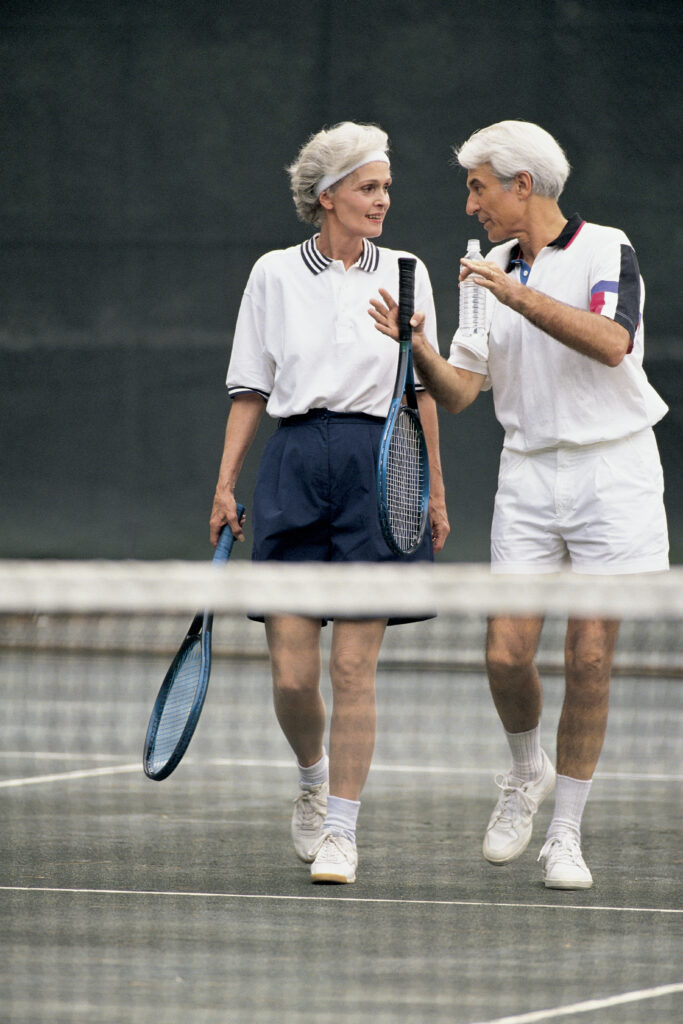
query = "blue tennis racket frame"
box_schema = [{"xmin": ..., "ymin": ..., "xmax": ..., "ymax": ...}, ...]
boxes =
[
  {"xmin": 377, "ymin": 259, "xmax": 430, "ymax": 556},
  {"xmin": 142, "ymin": 504, "xmax": 245, "ymax": 781}
]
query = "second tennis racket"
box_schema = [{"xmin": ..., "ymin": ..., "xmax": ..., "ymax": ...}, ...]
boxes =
[
  {"xmin": 142, "ymin": 504, "xmax": 245, "ymax": 781},
  {"xmin": 376, "ymin": 258, "xmax": 430, "ymax": 556}
]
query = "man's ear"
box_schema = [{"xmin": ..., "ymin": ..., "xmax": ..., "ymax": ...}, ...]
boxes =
[{"xmin": 515, "ymin": 171, "xmax": 533, "ymax": 197}]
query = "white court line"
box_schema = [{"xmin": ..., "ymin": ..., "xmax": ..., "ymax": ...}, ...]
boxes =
[
  {"xmin": 468, "ymin": 981, "xmax": 683, "ymax": 1024},
  {"xmin": 0, "ymin": 885, "xmax": 680, "ymax": 915},
  {"xmin": 1, "ymin": 754, "xmax": 681, "ymax": 784},
  {"xmin": 206, "ymin": 758, "xmax": 683, "ymax": 783},
  {"xmin": 0, "ymin": 751, "xmax": 135, "ymax": 762},
  {"xmin": 0, "ymin": 763, "xmax": 140, "ymax": 788}
]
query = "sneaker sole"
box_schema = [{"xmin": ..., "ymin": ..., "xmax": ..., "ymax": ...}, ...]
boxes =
[
  {"xmin": 311, "ymin": 871, "xmax": 355, "ymax": 884},
  {"xmin": 544, "ymin": 876, "xmax": 593, "ymax": 890}
]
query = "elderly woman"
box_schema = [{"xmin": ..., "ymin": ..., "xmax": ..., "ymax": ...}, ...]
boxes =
[{"xmin": 210, "ymin": 121, "xmax": 449, "ymax": 884}]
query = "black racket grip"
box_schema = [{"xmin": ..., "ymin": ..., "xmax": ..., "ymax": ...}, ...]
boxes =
[{"xmin": 398, "ymin": 257, "xmax": 416, "ymax": 342}]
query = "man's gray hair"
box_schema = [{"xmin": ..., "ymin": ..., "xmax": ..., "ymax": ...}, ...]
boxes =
[
  {"xmin": 287, "ymin": 121, "xmax": 390, "ymax": 226},
  {"xmin": 454, "ymin": 121, "xmax": 570, "ymax": 200}
]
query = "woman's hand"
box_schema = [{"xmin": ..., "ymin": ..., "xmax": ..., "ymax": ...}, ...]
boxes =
[{"xmin": 209, "ymin": 490, "xmax": 245, "ymax": 547}]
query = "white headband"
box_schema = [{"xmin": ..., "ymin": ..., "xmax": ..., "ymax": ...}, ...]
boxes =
[{"xmin": 315, "ymin": 150, "xmax": 390, "ymax": 197}]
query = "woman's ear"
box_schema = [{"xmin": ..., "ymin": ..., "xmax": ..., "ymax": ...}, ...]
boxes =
[{"xmin": 318, "ymin": 189, "xmax": 334, "ymax": 212}]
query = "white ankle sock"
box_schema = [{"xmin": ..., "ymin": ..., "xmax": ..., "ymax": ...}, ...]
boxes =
[
  {"xmin": 324, "ymin": 795, "xmax": 360, "ymax": 842},
  {"xmin": 504, "ymin": 724, "xmax": 544, "ymax": 782},
  {"xmin": 297, "ymin": 749, "xmax": 328, "ymax": 790},
  {"xmin": 547, "ymin": 774, "xmax": 592, "ymax": 840}
]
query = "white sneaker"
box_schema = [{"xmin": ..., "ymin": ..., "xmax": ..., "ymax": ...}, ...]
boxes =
[
  {"xmin": 291, "ymin": 781, "xmax": 328, "ymax": 863},
  {"xmin": 483, "ymin": 750, "xmax": 555, "ymax": 864},
  {"xmin": 538, "ymin": 832, "xmax": 593, "ymax": 889},
  {"xmin": 310, "ymin": 831, "xmax": 357, "ymax": 884}
]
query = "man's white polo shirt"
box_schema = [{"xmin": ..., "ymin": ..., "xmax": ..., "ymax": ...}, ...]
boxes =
[
  {"xmin": 227, "ymin": 236, "xmax": 438, "ymax": 419},
  {"xmin": 448, "ymin": 215, "xmax": 668, "ymax": 452}
]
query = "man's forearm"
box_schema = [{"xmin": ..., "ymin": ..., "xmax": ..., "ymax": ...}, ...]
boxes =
[
  {"xmin": 463, "ymin": 258, "xmax": 632, "ymax": 367},
  {"xmin": 413, "ymin": 333, "xmax": 484, "ymax": 414},
  {"xmin": 512, "ymin": 286, "xmax": 631, "ymax": 367}
]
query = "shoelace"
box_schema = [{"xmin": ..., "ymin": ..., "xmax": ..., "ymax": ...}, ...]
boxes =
[
  {"xmin": 491, "ymin": 774, "xmax": 539, "ymax": 825},
  {"xmin": 537, "ymin": 834, "xmax": 583, "ymax": 865},
  {"xmin": 315, "ymin": 833, "xmax": 353, "ymax": 862},
  {"xmin": 293, "ymin": 789, "xmax": 325, "ymax": 825}
]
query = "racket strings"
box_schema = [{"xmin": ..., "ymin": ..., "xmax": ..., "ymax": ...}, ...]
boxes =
[
  {"xmin": 385, "ymin": 409, "xmax": 428, "ymax": 551},
  {"xmin": 148, "ymin": 639, "xmax": 203, "ymax": 772}
]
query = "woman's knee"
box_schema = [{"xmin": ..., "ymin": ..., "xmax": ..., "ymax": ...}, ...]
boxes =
[
  {"xmin": 329, "ymin": 620, "xmax": 384, "ymax": 693},
  {"xmin": 266, "ymin": 616, "xmax": 321, "ymax": 696},
  {"xmin": 329, "ymin": 649, "xmax": 374, "ymax": 694}
]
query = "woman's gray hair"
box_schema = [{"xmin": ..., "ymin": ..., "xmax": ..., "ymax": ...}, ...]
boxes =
[
  {"xmin": 287, "ymin": 121, "xmax": 390, "ymax": 226},
  {"xmin": 454, "ymin": 120, "xmax": 570, "ymax": 200}
]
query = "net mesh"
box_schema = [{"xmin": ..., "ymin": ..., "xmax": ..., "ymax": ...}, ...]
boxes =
[{"xmin": 1, "ymin": 560, "xmax": 681, "ymax": 1023}]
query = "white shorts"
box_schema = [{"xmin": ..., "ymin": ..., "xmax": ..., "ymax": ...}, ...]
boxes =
[{"xmin": 490, "ymin": 428, "xmax": 669, "ymax": 575}]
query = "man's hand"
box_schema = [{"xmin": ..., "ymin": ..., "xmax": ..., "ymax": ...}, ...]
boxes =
[
  {"xmin": 369, "ymin": 288, "xmax": 429, "ymax": 344},
  {"xmin": 428, "ymin": 496, "xmax": 450, "ymax": 554},
  {"xmin": 460, "ymin": 257, "xmax": 522, "ymax": 308},
  {"xmin": 460, "ymin": 258, "xmax": 631, "ymax": 365}
]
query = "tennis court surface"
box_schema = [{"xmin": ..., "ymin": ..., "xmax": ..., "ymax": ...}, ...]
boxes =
[{"xmin": 1, "ymin": 563, "xmax": 681, "ymax": 1023}]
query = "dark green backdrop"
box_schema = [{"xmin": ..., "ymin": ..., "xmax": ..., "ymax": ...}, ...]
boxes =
[{"xmin": 1, "ymin": 0, "xmax": 681, "ymax": 560}]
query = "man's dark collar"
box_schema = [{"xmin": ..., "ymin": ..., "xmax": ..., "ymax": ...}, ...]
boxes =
[
  {"xmin": 549, "ymin": 213, "xmax": 585, "ymax": 249},
  {"xmin": 506, "ymin": 213, "xmax": 585, "ymax": 269}
]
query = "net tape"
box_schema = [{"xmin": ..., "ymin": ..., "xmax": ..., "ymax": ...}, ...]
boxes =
[{"xmin": 1, "ymin": 561, "xmax": 682, "ymax": 619}]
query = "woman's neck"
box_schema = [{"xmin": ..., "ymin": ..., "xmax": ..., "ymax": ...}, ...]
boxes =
[{"xmin": 316, "ymin": 223, "xmax": 364, "ymax": 270}]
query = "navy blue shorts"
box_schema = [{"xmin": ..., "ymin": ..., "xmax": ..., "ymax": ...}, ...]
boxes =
[{"xmin": 251, "ymin": 408, "xmax": 433, "ymax": 624}]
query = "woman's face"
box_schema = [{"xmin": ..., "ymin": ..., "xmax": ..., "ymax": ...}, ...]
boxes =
[{"xmin": 322, "ymin": 161, "xmax": 391, "ymax": 238}]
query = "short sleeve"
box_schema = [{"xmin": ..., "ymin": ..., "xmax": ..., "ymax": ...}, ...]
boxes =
[
  {"xmin": 588, "ymin": 236, "xmax": 641, "ymax": 348},
  {"xmin": 226, "ymin": 263, "xmax": 276, "ymax": 400}
]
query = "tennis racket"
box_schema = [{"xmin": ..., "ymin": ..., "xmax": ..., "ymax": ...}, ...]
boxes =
[
  {"xmin": 377, "ymin": 257, "xmax": 430, "ymax": 555},
  {"xmin": 142, "ymin": 503, "xmax": 245, "ymax": 781}
]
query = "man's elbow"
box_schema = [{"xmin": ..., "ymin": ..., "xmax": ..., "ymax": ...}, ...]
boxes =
[
  {"xmin": 603, "ymin": 322, "xmax": 632, "ymax": 367},
  {"xmin": 442, "ymin": 387, "xmax": 478, "ymax": 415},
  {"xmin": 603, "ymin": 349, "xmax": 625, "ymax": 368},
  {"xmin": 604, "ymin": 338, "xmax": 632, "ymax": 367}
]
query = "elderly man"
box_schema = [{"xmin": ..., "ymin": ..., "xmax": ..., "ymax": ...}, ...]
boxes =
[{"xmin": 371, "ymin": 120, "xmax": 668, "ymax": 889}]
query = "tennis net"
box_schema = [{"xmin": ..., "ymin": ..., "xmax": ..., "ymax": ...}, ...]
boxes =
[
  {"xmin": 1, "ymin": 560, "xmax": 681, "ymax": 675},
  {"xmin": 1, "ymin": 559, "xmax": 681, "ymax": 1023}
]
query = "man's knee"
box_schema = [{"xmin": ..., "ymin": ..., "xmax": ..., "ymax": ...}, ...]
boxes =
[
  {"xmin": 486, "ymin": 617, "xmax": 544, "ymax": 679},
  {"xmin": 486, "ymin": 632, "xmax": 537, "ymax": 678},
  {"xmin": 565, "ymin": 620, "xmax": 619, "ymax": 685}
]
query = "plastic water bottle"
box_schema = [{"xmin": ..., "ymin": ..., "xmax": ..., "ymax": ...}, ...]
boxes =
[{"xmin": 458, "ymin": 238, "xmax": 486, "ymax": 338}]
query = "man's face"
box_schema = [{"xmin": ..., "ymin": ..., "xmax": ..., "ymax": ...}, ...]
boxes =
[{"xmin": 465, "ymin": 163, "xmax": 523, "ymax": 243}]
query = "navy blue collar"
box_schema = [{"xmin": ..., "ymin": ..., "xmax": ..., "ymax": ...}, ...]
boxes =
[
  {"xmin": 300, "ymin": 235, "xmax": 380, "ymax": 275},
  {"xmin": 506, "ymin": 213, "xmax": 585, "ymax": 270},
  {"xmin": 549, "ymin": 213, "xmax": 585, "ymax": 249}
]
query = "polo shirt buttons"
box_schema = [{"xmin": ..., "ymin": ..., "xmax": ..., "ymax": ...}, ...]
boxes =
[{"xmin": 335, "ymin": 275, "xmax": 355, "ymax": 344}]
